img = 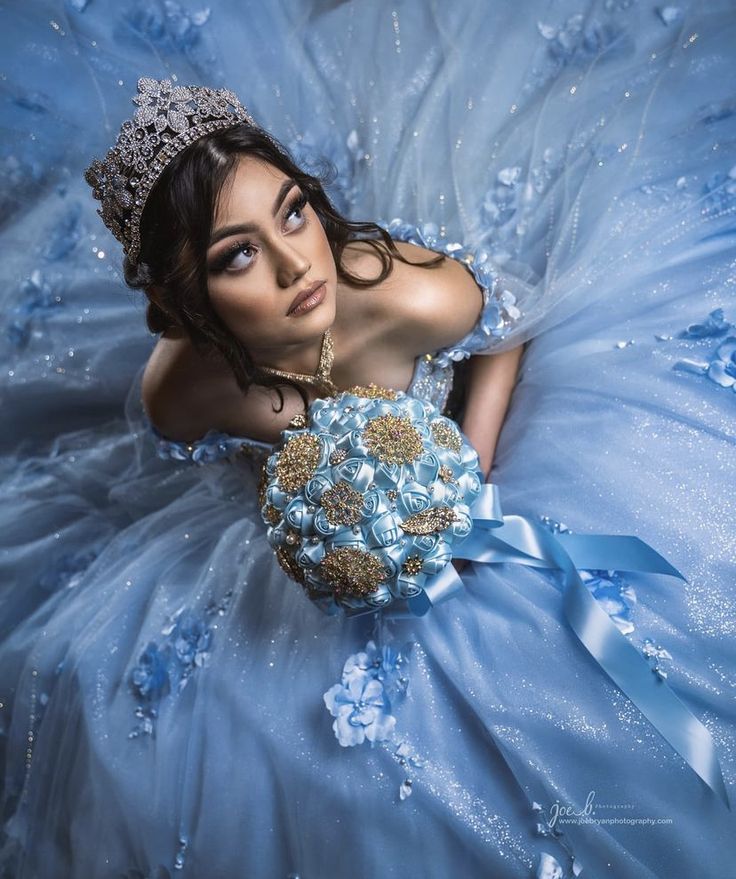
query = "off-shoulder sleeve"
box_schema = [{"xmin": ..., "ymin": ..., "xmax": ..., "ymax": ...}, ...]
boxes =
[{"xmin": 378, "ymin": 218, "xmax": 522, "ymax": 366}]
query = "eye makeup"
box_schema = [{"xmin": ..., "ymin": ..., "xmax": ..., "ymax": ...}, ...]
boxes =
[{"xmin": 208, "ymin": 190, "xmax": 309, "ymax": 275}]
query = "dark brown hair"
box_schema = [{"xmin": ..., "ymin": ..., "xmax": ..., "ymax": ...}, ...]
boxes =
[{"xmin": 123, "ymin": 124, "xmax": 444, "ymax": 408}]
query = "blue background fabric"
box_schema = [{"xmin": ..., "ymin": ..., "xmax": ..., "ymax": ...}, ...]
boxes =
[{"xmin": 1, "ymin": 1, "xmax": 736, "ymax": 877}]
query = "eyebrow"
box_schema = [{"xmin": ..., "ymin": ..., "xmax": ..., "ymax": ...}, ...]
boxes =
[{"xmin": 208, "ymin": 177, "xmax": 297, "ymax": 248}]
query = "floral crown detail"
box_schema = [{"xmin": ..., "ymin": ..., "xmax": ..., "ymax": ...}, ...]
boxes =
[{"xmin": 84, "ymin": 77, "xmax": 255, "ymax": 265}]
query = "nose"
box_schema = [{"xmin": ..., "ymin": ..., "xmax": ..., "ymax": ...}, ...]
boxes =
[{"xmin": 274, "ymin": 239, "xmax": 311, "ymax": 289}]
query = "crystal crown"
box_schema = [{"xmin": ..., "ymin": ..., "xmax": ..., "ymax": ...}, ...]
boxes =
[{"xmin": 84, "ymin": 77, "xmax": 254, "ymax": 264}]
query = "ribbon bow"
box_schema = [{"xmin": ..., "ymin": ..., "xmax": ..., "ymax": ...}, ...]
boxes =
[{"xmin": 392, "ymin": 484, "xmax": 730, "ymax": 809}]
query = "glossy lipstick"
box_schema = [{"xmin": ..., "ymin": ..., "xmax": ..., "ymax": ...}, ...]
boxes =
[{"xmin": 287, "ymin": 280, "xmax": 326, "ymax": 316}]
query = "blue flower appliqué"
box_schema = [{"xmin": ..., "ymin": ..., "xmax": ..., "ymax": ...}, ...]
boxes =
[
  {"xmin": 150, "ymin": 424, "xmax": 252, "ymax": 465},
  {"xmin": 666, "ymin": 307, "xmax": 736, "ymax": 393},
  {"xmin": 579, "ymin": 569, "xmax": 637, "ymax": 636},
  {"xmin": 701, "ymin": 166, "xmax": 736, "ymax": 217},
  {"xmin": 323, "ymin": 639, "xmax": 411, "ymax": 747},
  {"xmin": 704, "ymin": 336, "xmax": 736, "ymax": 389},
  {"xmin": 539, "ymin": 519, "xmax": 637, "ymax": 634},
  {"xmin": 677, "ymin": 307, "xmax": 731, "ymax": 340},
  {"xmin": 674, "ymin": 333, "xmax": 736, "ymax": 392},
  {"xmin": 6, "ymin": 270, "xmax": 64, "ymax": 350},
  {"xmin": 128, "ymin": 605, "xmax": 217, "ymax": 739}
]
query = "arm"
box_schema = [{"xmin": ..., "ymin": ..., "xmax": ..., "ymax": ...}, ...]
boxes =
[
  {"xmin": 460, "ymin": 343, "xmax": 525, "ymax": 480},
  {"xmin": 375, "ymin": 239, "xmax": 524, "ymax": 477}
]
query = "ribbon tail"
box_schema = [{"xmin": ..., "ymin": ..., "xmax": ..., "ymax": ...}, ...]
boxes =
[
  {"xmin": 492, "ymin": 515, "xmax": 730, "ymax": 809},
  {"xmin": 554, "ymin": 532, "xmax": 686, "ymax": 580}
]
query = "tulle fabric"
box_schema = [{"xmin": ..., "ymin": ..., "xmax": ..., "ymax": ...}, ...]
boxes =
[{"xmin": 1, "ymin": 0, "xmax": 736, "ymax": 877}]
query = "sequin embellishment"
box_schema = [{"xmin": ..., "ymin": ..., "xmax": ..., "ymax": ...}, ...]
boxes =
[
  {"xmin": 430, "ymin": 420, "xmax": 462, "ymax": 453},
  {"xmin": 320, "ymin": 482, "xmax": 365, "ymax": 526},
  {"xmin": 402, "ymin": 556, "xmax": 423, "ymax": 575},
  {"xmin": 438, "ymin": 465, "xmax": 455, "ymax": 483},
  {"xmin": 318, "ymin": 547, "xmax": 386, "ymax": 597},
  {"xmin": 275, "ymin": 434, "xmax": 322, "ymax": 491},
  {"xmin": 275, "ymin": 546, "xmax": 307, "ymax": 586},
  {"xmin": 363, "ymin": 414, "xmax": 423, "ymax": 464},
  {"xmin": 401, "ymin": 506, "xmax": 458, "ymax": 535},
  {"xmin": 345, "ymin": 383, "xmax": 399, "ymax": 400}
]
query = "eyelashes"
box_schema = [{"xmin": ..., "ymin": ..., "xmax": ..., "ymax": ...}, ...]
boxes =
[
  {"xmin": 284, "ymin": 191, "xmax": 309, "ymax": 230},
  {"xmin": 290, "ymin": 192, "xmax": 309, "ymax": 213},
  {"xmin": 209, "ymin": 191, "xmax": 309, "ymax": 275},
  {"xmin": 210, "ymin": 241, "xmax": 255, "ymax": 275}
]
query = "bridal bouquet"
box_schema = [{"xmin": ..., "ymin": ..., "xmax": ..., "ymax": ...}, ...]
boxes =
[{"xmin": 258, "ymin": 386, "xmax": 482, "ymax": 614}]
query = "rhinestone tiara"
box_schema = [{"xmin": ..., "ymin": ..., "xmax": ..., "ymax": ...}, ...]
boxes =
[{"xmin": 84, "ymin": 77, "xmax": 255, "ymax": 265}]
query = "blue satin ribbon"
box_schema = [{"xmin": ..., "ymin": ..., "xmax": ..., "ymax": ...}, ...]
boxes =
[{"xmin": 401, "ymin": 484, "xmax": 730, "ymax": 810}]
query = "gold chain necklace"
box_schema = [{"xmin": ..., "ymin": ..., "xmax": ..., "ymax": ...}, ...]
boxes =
[{"xmin": 257, "ymin": 327, "xmax": 337, "ymax": 396}]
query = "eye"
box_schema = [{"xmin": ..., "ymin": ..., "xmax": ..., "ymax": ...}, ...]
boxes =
[
  {"xmin": 284, "ymin": 193, "xmax": 308, "ymax": 231},
  {"xmin": 212, "ymin": 241, "xmax": 256, "ymax": 274}
]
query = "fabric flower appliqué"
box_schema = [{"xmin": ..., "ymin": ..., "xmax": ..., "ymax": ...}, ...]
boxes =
[
  {"xmin": 150, "ymin": 425, "xmax": 251, "ymax": 464},
  {"xmin": 128, "ymin": 599, "xmax": 232, "ymax": 739},
  {"xmin": 579, "ymin": 569, "xmax": 637, "ymax": 635},
  {"xmin": 323, "ymin": 639, "xmax": 411, "ymax": 747},
  {"xmin": 674, "ymin": 334, "xmax": 736, "ymax": 391},
  {"xmin": 703, "ymin": 335, "xmax": 736, "ymax": 390},
  {"xmin": 670, "ymin": 308, "xmax": 736, "ymax": 393},
  {"xmin": 539, "ymin": 519, "xmax": 638, "ymax": 634},
  {"xmin": 677, "ymin": 307, "xmax": 731, "ymax": 340}
]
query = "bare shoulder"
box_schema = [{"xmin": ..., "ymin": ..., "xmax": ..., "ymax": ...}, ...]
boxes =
[
  {"xmin": 343, "ymin": 237, "xmax": 484, "ymax": 356},
  {"xmin": 142, "ymin": 330, "xmax": 231, "ymax": 441},
  {"xmin": 342, "ymin": 238, "xmax": 436, "ymax": 278},
  {"xmin": 142, "ymin": 330, "xmax": 300, "ymax": 444}
]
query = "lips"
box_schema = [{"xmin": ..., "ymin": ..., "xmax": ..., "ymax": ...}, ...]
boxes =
[{"xmin": 287, "ymin": 280, "xmax": 326, "ymax": 315}]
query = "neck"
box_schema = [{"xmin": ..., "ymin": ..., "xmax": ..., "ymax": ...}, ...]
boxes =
[
  {"xmin": 252, "ymin": 334, "xmax": 326, "ymax": 376},
  {"xmin": 252, "ymin": 326, "xmax": 336, "ymax": 395}
]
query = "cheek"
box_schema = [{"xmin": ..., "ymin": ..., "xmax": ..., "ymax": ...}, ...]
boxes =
[{"xmin": 208, "ymin": 282, "xmax": 276, "ymax": 340}]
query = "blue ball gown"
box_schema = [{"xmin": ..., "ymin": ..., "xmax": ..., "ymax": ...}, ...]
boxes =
[{"xmin": 1, "ymin": 1, "xmax": 735, "ymax": 876}]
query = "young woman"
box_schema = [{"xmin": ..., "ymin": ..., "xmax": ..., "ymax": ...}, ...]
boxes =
[
  {"xmin": 1, "ymin": 2, "xmax": 734, "ymax": 877},
  {"xmin": 134, "ymin": 129, "xmax": 523, "ymax": 477}
]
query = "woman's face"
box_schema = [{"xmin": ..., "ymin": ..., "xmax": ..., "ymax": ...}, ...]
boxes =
[{"xmin": 205, "ymin": 155, "xmax": 337, "ymax": 359}]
